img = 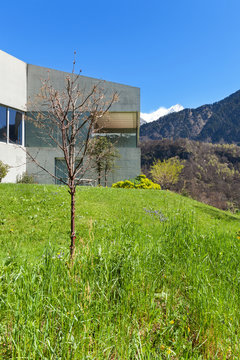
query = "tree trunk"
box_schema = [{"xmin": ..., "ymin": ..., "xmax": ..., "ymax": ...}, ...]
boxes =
[
  {"xmin": 104, "ymin": 169, "xmax": 107, "ymax": 187},
  {"xmin": 70, "ymin": 186, "xmax": 76, "ymax": 259},
  {"xmin": 97, "ymin": 163, "xmax": 101, "ymax": 185}
]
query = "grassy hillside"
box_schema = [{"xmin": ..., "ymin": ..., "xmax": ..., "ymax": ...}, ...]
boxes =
[{"xmin": 0, "ymin": 184, "xmax": 240, "ymax": 359}]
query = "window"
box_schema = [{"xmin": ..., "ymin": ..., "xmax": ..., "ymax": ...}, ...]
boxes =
[
  {"xmin": 0, "ymin": 105, "xmax": 24, "ymax": 145},
  {"xmin": 9, "ymin": 109, "xmax": 23, "ymax": 144},
  {"xmin": 0, "ymin": 106, "xmax": 7, "ymax": 142}
]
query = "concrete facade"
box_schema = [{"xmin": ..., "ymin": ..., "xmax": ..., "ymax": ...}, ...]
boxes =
[
  {"xmin": 0, "ymin": 50, "xmax": 27, "ymax": 111},
  {"xmin": 0, "ymin": 142, "xmax": 26, "ymax": 183},
  {"xmin": 0, "ymin": 50, "xmax": 141, "ymax": 185},
  {"xmin": 27, "ymin": 65, "xmax": 140, "ymax": 113},
  {"xmin": 26, "ymin": 146, "xmax": 141, "ymax": 185}
]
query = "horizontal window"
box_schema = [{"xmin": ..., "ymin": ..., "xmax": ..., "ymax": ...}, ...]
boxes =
[{"xmin": 97, "ymin": 112, "xmax": 139, "ymax": 130}]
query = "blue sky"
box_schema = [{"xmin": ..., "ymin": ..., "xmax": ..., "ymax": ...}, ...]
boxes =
[{"xmin": 1, "ymin": 0, "xmax": 240, "ymax": 113}]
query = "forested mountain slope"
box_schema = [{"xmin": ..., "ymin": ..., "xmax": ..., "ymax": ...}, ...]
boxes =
[
  {"xmin": 141, "ymin": 138, "xmax": 240, "ymax": 210},
  {"xmin": 140, "ymin": 90, "xmax": 240, "ymax": 144}
]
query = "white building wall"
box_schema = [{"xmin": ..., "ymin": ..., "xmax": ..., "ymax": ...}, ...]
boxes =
[
  {"xmin": 0, "ymin": 50, "xmax": 27, "ymax": 111},
  {"xmin": 0, "ymin": 51, "xmax": 27, "ymax": 182},
  {"xmin": 0, "ymin": 143, "xmax": 26, "ymax": 183}
]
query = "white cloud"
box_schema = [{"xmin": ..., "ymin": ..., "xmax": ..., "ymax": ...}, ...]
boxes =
[{"xmin": 140, "ymin": 104, "xmax": 184, "ymax": 124}]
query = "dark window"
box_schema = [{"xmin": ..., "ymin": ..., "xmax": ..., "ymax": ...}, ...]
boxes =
[
  {"xmin": 0, "ymin": 106, "xmax": 7, "ymax": 142},
  {"xmin": 9, "ymin": 109, "xmax": 23, "ymax": 145},
  {"xmin": 55, "ymin": 159, "xmax": 68, "ymax": 185}
]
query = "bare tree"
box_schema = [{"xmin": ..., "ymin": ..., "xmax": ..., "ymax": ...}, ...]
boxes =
[{"xmin": 27, "ymin": 62, "xmax": 118, "ymax": 258}]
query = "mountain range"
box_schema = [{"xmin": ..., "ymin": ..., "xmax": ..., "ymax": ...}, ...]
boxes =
[{"xmin": 140, "ymin": 90, "xmax": 240, "ymax": 145}]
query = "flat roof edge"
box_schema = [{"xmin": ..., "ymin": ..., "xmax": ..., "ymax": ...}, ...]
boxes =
[
  {"xmin": 27, "ymin": 63, "xmax": 140, "ymax": 90},
  {"xmin": 0, "ymin": 49, "xmax": 27, "ymax": 66}
]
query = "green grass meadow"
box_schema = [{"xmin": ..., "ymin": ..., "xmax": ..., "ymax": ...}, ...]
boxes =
[{"xmin": 0, "ymin": 184, "xmax": 240, "ymax": 359}]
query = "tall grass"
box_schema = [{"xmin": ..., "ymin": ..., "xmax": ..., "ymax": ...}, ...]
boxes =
[{"xmin": 0, "ymin": 185, "xmax": 240, "ymax": 358}]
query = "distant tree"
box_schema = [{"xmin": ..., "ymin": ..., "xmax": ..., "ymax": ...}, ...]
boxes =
[
  {"xmin": 88, "ymin": 136, "xmax": 119, "ymax": 186},
  {"xmin": 150, "ymin": 157, "xmax": 184, "ymax": 189},
  {"xmin": 0, "ymin": 161, "xmax": 9, "ymax": 183}
]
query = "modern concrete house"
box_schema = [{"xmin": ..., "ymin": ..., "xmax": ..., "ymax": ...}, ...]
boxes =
[{"xmin": 0, "ymin": 50, "xmax": 141, "ymax": 184}]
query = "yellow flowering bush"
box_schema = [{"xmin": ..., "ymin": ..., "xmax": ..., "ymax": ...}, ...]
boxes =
[{"xmin": 112, "ymin": 174, "xmax": 161, "ymax": 190}]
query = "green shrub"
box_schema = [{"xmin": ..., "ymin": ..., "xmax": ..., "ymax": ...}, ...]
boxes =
[
  {"xmin": 17, "ymin": 172, "xmax": 35, "ymax": 184},
  {"xmin": 112, "ymin": 174, "xmax": 161, "ymax": 189},
  {"xmin": 150, "ymin": 157, "xmax": 184, "ymax": 190},
  {"xmin": 0, "ymin": 161, "xmax": 9, "ymax": 183}
]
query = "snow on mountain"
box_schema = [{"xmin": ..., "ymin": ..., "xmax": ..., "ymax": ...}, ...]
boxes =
[{"xmin": 140, "ymin": 104, "xmax": 184, "ymax": 125}]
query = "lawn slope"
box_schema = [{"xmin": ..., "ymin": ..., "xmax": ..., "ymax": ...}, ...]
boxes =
[{"xmin": 0, "ymin": 184, "xmax": 240, "ymax": 359}]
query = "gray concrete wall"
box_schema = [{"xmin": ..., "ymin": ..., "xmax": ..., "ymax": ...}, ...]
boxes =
[
  {"xmin": 106, "ymin": 147, "xmax": 141, "ymax": 185},
  {"xmin": 26, "ymin": 146, "xmax": 141, "ymax": 185},
  {"xmin": 26, "ymin": 147, "xmax": 62, "ymax": 184},
  {"xmin": 0, "ymin": 143, "xmax": 26, "ymax": 182},
  {"xmin": 27, "ymin": 64, "xmax": 140, "ymax": 112},
  {"xmin": 0, "ymin": 51, "xmax": 27, "ymax": 111},
  {"xmin": 25, "ymin": 64, "xmax": 141, "ymax": 184}
]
